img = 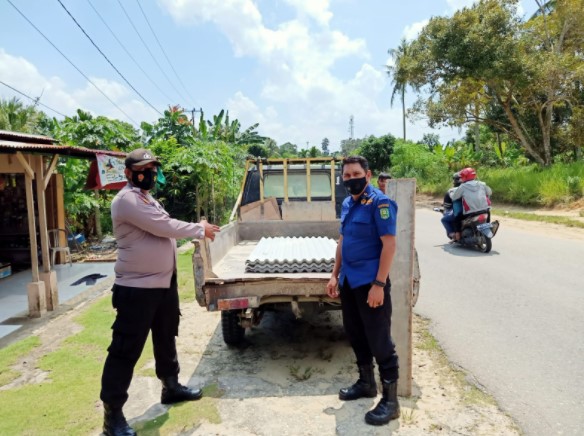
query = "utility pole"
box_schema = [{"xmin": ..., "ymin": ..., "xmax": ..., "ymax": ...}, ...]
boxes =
[
  {"xmin": 186, "ymin": 107, "xmax": 202, "ymax": 129},
  {"xmin": 349, "ymin": 115, "xmax": 354, "ymax": 139}
]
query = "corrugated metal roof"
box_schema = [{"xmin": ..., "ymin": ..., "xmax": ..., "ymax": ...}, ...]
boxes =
[
  {"xmin": 245, "ymin": 236, "xmax": 336, "ymax": 273},
  {"xmin": 0, "ymin": 139, "xmax": 126, "ymax": 159},
  {"xmin": 0, "ymin": 129, "xmax": 56, "ymax": 144}
]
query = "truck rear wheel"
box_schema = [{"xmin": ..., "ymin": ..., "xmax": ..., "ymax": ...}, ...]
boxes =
[{"xmin": 221, "ymin": 310, "xmax": 245, "ymax": 345}]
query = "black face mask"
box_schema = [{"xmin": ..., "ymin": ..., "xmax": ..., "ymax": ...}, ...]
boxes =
[
  {"xmin": 131, "ymin": 169, "xmax": 157, "ymax": 190},
  {"xmin": 343, "ymin": 177, "xmax": 367, "ymax": 195}
]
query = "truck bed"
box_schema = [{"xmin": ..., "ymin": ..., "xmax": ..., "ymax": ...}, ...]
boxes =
[{"xmin": 210, "ymin": 240, "xmax": 331, "ymax": 281}]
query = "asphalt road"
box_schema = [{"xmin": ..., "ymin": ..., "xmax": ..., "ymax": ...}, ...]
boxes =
[{"xmin": 414, "ymin": 208, "xmax": 584, "ymax": 436}]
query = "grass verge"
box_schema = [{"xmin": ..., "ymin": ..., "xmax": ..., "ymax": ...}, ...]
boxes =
[
  {"xmin": 415, "ymin": 316, "xmax": 495, "ymax": 408},
  {"xmin": 0, "ymin": 250, "xmax": 217, "ymax": 435},
  {"xmin": 0, "ymin": 336, "xmax": 41, "ymax": 386},
  {"xmin": 492, "ymin": 208, "xmax": 584, "ymax": 229}
]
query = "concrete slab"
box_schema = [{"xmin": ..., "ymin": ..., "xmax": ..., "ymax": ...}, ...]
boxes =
[
  {"xmin": 0, "ymin": 325, "xmax": 21, "ymax": 338},
  {"xmin": 0, "ymin": 262, "xmax": 114, "ymax": 338}
]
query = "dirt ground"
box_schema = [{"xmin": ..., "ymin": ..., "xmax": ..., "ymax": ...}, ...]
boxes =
[
  {"xmin": 10, "ymin": 199, "xmax": 584, "ymax": 434},
  {"xmin": 4, "ymin": 284, "xmax": 520, "ymax": 436}
]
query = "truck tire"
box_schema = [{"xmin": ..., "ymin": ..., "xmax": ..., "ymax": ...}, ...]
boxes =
[{"xmin": 221, "ymin": 310, "xmax": 245, "ymax": 346}]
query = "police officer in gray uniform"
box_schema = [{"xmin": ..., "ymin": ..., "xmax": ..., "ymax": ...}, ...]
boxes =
[
  {"xmin": 100, "ymin": 148, "xmax": 220, "ymax": 436},
  {"xmin": 326, "ymin": 156, "xmax": 400, "ymax": 426}
]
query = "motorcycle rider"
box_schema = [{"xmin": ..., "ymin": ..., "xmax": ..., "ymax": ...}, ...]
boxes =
[
  {"xmin": 440, "ymin": 172, "xmax": 462, "ymax": 240},
  {"xmin": 450, "ymin": 168, "xmax": 492, "ymax": 237}
]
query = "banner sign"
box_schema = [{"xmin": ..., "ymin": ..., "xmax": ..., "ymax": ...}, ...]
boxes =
[{"xmin": 97, "ymin": 154, "xmax": 126, "ymax": 187}]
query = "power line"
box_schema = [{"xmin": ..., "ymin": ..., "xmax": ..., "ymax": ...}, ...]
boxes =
[
  {"xmin": 56, "ymin": 0, "xmax": 162, "ymax": 116},
  {"xmin": 4, "ymin": 0, "xmax": 139, "ymax": 126},
  {"xmin": 115, "ymin": 0, "xmax": 184, "ymax": 104},
  {"xmin": 134, "ymin": 0, "xmax": 197, "ymax": 106},
  {"xmin": 85, "ymin": 0, "xmax": 175, "ymax": 104},
  {"xmin": 0, "ymin": 79, "xmax": 67, "ymax": 117}
]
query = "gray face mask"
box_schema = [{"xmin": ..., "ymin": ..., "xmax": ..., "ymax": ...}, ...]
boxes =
[{"xmin": 343, "ymin": 177, "xmax": 367, "ymax": 195}]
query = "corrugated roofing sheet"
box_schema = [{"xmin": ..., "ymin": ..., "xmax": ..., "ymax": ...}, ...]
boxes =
[
  {"xmin": 245, "ymin": 236, "xmax": 336, "ymax": 273},
  {"xmin": 0, "ymin": 139, "xmax": 126, "ymax": 159},
  {"xmin": 0, "ymin": 129, "xmax": 56, "ymax": 144}
]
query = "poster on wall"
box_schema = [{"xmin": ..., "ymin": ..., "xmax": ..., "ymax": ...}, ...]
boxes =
[{"xmin": 85, "ymin": 153, "xmax": 127, "ymax": 190}]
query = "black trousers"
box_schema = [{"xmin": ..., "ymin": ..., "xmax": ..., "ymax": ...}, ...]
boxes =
[
  {"xmin": 340, "ymin": 278, "xmax": 399, "ymax": 382},
  {"xmin": 100, "ymin": 275, "xmax": 180, "ymax": 408}
]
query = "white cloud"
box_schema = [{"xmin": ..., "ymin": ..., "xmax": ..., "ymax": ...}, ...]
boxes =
[
  {"xmin": 0, "ymin": 49, "xmax": 158, "ymax": 126},
  {"xmin": 446, "ymin": 0, "xmax": 476, "ymax": 11},
  {"xmin": 403, "ymin": 19, "xmax": 429, "ymax": 41},
  {"xmin": 284, "ymin": 0, "xmax": 333, "ymax": 26},
  {"xmin": 159, "ymin": 1, "xmax": 460, "ymax": 149}
]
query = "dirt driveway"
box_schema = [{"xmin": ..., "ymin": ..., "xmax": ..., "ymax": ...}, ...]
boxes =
[{"xmin": 97, "ymin": 292, "xmax": 517, "ymax": 435}]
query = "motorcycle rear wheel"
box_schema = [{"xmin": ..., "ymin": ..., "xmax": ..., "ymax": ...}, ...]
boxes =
[{"xmin": 477, "ymin": 235, "xmax": 492, "ymax": 253}]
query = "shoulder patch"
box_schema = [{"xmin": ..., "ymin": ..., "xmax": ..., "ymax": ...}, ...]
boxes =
[{"xmin": 379, "ymin": 207, "xmax": 390, "ymax": 220}]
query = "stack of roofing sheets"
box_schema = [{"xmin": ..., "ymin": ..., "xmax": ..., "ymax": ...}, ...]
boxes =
[{"xmin": 245, "ymin": 236, "xmax": 337, "ymax": 273}]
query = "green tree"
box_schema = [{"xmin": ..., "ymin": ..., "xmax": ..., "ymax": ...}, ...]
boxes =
[
  {"xmin": 419, "ymin": 133, "xmax": 440, "ymax": 151},
  {"xmin": 279, "ymin": 142, "xmax": 298, "ymax": 157},
  {"xmin": 404, "ymin": 0, "xmax": 584, "ymax": 166},
  {"xmin": 56, "ymin": 109, "xmax": 139, "ymax": 151},
  {"xmin": 263, "ymin": 138, "xmax": 279, "ymax": 157},
  {"xmin": 247, "ymin": 144, "xmax": 269, "ymax": 157},
  {"xmin": 0, "ymin": 97, "xmax": 42, "ymax": 133},
  {"xmin": 340, "ymin": 138, "xmax": 362, "ymax": 156},
  {"xmin": 359, "ymin": 134, "xmax": 396, "ymax": 172},
  {"xmin": 386, "ymin": 38, "xmax": 413, "ymax": 141},
  {"xmin": 321, "ymin": 137, "xmax": 330, "ymax": 156}
]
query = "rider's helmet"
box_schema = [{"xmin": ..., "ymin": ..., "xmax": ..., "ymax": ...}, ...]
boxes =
[
  {"xmin": 459, "ymin": 167, "xmax": 477, "ymax": 182},
  {"xmin": 452, "ymin": 172, "xmax": 462, "ymax": 187}
]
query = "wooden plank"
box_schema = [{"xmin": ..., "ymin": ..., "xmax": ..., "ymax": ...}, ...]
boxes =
[
  {"xmin": 192, "ymin": 240, "xmax": 207, "ymax": 307},
  {"xmin": 306, "ymin": 162, "xmax": 311, "ymax": 202},
  {"xmin": 34, "ymin": 156, "xmax": 51, "ymax": 274},
  {"xmin": 16, "ymin": 152, "xmax": 34, "ymax": 179},
  {"xmin": 229, "ymin": 160, "xmax": 250, "ymax": 222},
  {"xmin": 43, "ymin": 154, "xmax": 59, "ymax": 190},
  {"xmin": 386, "ymin": 178, "xmax": 416, "ymax": 397},
  {"xmin": 24, "ymin": 172, "xmax": 39, "ymax": 282},
  {"xmin": 259, "ymin": 160, "xmax": 264, "ymax": 202},
  {"xmin": 283, "ymin": 159, "xmax": 288, "ymax": 203},
  {"xmin": 55, "ymin": 174, "xmax": 67, "ymax": 260}
]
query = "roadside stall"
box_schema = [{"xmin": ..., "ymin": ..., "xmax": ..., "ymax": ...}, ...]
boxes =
[{"xmin": 0, "ymin": 129, "xmax": 124, "ymax": 317}]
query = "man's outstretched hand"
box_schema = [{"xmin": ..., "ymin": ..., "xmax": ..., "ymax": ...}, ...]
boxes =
[{"xmin": 200, "ymin": 219, "xmax": 221, "ymax": 241}]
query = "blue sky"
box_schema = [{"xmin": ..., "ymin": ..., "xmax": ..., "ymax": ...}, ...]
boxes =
[{"xmin": 0, "ymin": 0, "xmax": 536, "ymax": 151}]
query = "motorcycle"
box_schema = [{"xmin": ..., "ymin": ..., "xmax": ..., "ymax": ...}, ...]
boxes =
[{"xmin": 434, "ymin": 207, "xmax": 500, "ymax": 253}]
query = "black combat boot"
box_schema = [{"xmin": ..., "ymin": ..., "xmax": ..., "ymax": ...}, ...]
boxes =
[
  {"xmin": 339, "ymin": 364, "xmax": 378, "ymax": 401},
  {"xmin": 364, "ymin": 379, "xmax": 400, "ymax": 426},
  {"xmin": 102, "ymin": 404, "xmax": 136, "ymax": 436},
  {"xmin": 161, "ymin": 376, "xmax": 203, "ymax": 404}
]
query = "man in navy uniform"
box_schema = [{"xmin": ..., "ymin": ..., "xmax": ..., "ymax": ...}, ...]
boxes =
[{"xmin": 326, "ymin": 155, "xmax": 400, "ymax": 426}]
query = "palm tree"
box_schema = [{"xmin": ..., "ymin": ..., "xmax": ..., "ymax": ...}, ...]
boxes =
[
  {"xmin": 0, "ymin": 97, "xmax": 40, "ymax": 133},
  {"xmin": 531, "ymin": 0, "xmax": 556, "ymax": 19},
  {"xmin": 387, "ymin": 38, "xmax": 411, "ymax": 141}
]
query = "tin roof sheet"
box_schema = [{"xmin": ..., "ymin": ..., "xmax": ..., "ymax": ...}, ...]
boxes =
[
  {"xmin": 245, "ymin": 236, "xmax": 336, "ymax": 273},
  {"xmin": 0, "ymin": 139, "xmax": 126, "ymax": 159},
  {"xmin": 0, "ymin": 129, "xmax": 56, "ymax": 144}
]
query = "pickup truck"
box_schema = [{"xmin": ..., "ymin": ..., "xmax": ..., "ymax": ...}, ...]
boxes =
[
  {"xmin": 192, "ymin": 157, "xmax": 419, "ymax": 396},
  {"xmin": 193, "ymin": 157, "xmax": 419, "ymax": 345}
]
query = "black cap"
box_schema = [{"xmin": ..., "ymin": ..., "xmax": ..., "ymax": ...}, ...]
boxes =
[
  {"xmin": 125, "ymin": 148, "xmax": 161, "ymax": 168},
  {"xmin": 377, "ymin": 172, "xmax": 392, "ymax": 180}
]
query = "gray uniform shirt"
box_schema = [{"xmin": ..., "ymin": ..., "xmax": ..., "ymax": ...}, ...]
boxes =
[{"xmin": 112, "ymin": 184, "xmax": 205, "ymax": 288}]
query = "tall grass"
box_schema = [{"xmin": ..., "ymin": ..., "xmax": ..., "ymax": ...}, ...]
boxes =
[
  {"xmin": 395, "ymin": 140, "xmax": 584, "ymax": 207},
  {"xmin": 482, "ymin": 163, "xmax": 584, "ymax": 206}
]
